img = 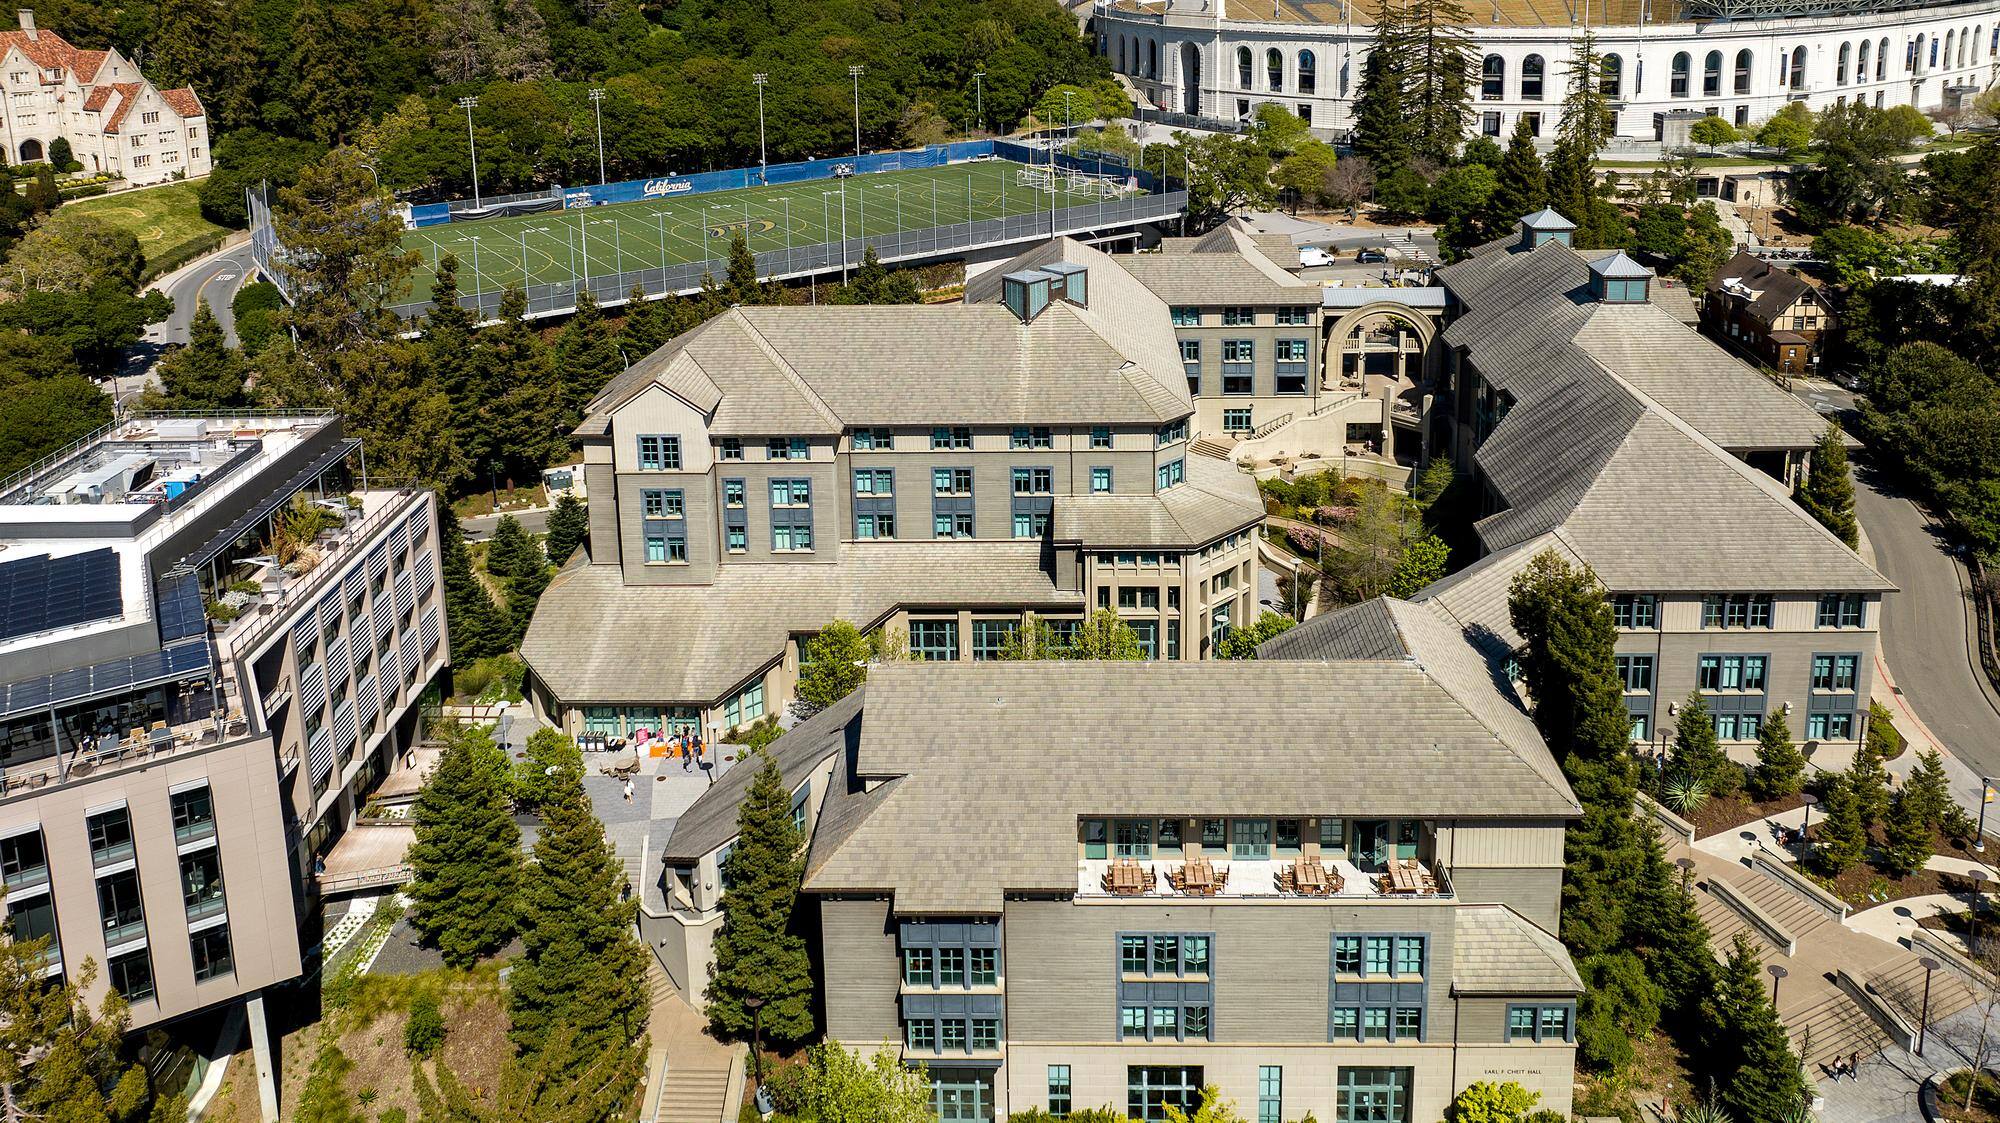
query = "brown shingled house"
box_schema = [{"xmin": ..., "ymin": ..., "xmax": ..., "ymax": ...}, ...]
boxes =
[{"xmin": 1702, "ymin": 251, "xmax": 1834, "ymax": 375}]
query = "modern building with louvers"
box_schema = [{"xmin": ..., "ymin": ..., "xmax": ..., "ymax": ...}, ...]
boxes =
[
  {"xmin": 519, "ymin": 238, "xmax": 1267, "ymax": 748},
  {"xmin": 655, "ymin": 608, "xmax": 1584, "ymax": 1123},
  {"xmin": 0, "ymin": 415, "xmax": 446, "ymax": 1121}
]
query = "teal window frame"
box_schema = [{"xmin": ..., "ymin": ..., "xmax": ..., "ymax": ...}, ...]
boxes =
[
  {"xmin": 1232, "ymin": 818, "xmax": 1271, "ymax": 859},
  {"xmin": 904, "ymin": 947, "xmax": 935, "ymax": 986},
  {"xmin": 1114, "ymin": 818, "xmax": 1153, "ymax": 859},
  {"xmin": 636, "ymin": 434, "xmax": 680, "ymax": 470},
  {"xmin": 1335, "ymin": 1067, "xmax": 1411, "ymax": 1123},
  {"xmin": 1259, "ymin": 1067, "xmax": 1283, "ymax": 1123},
  {"xmin": 1084, "ymin": 819, "xmax": 1109, "ymax": 860},
  {"xmin": 1048, "ymin": 1066, "xmax": 1072, "ymax": 1117}
]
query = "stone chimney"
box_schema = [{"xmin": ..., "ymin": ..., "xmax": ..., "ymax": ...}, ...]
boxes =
[{"xmin": 17, "ymin": 10, "xmax": 35, "ymax": 41}]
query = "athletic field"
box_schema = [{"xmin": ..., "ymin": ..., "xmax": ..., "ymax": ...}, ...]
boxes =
[{"xmin": 403, "ymin": 158, "xmax": 1132, "ymax": 301}]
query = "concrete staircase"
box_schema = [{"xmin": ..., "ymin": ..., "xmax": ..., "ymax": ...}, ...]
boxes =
[
  {"xmin": 1694, "ymin": 879, "xmax": 1773, "ymax": 956},
  {"xmin": 1189, "ymin": 434, "xmax": 1236, "ymax": 460},
  {"xmin": 1730, "ymin": 866, "xmax": 1834, "ymax": 940},
  {"xmin": 1787, "ymin": 988, "xmax": 1893, "ymax": 1070},
  {"xmin": 656, "ymin": 1067, "xmax": 734, "ymax": 1123}
]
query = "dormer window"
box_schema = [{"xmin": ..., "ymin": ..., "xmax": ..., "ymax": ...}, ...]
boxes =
[
  {"xmin": 1589, "ymin": 251, "xmax": 1652, "ymax": 304},
  {"xmin": 1517, "ymin": 208, "xmax": 1576, "ymax": 249}
]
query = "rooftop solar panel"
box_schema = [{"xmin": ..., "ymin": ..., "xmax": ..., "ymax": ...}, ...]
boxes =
[{"xmin": 0, "ymin": 548, "xmax": 122, "ymax": 643}]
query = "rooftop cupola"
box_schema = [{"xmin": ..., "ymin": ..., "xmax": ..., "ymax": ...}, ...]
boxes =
[
  {"xmin": 1588, "ymin": 251, "xmax": 1653, "ymax": 304},
  {"xmin": 1000, "ymin": 263, "xmax": 1088, "ymax": 323},
  {"xmin": 1517, "ymin": 208, "xmax": 1575, "ymax": 250}
]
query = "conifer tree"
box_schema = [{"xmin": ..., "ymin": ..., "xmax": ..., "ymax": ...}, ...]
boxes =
[
  {"xmin": 544, "ymin": 492, "xmax": 590, "ymax": 566},
  {"xmin": 1814, "ymin": 772, "xmax": 1867, "ymax": 873},
  {"xmin": 285, "ymin": 0, "xmax": 366, "ymax": 144},
  {"xmin": 479, "ymin": 286, "xmax": 564, "ymax": 480},
  {"xmin": 1847, "ymin": 737, "xmax": 1892, "ymax": 827},
  {"xmin": 706, "ymin": 752, "xmax": 815, "ymax": 1045},
  {"xmin": 1883, "ymin": 789, "xmax": 1933, "ymax": 876},
  {"xmin": 0, "ymin": 937, "xmax": 148, "ymax": 1123},
  {"xmin": 1705, "ymin": 934, "xmax": 1809, "ymax": 1123},
  {"xmin": 1549, "ymin": 31, "xmax": 1612, "ymax": 235},
  {"xmin": 1402, "ymin": 0, "xmax": 1476, "ymax": 162},
  {"xmin": 1906, "ymin": 748, "xmax": 1955, "ymax": 829},
  {"xmin": 1749, "ymin": 705, "xmax": 1806, "ymax": 800},
  {"xmin": 439, "ymin": 506, "xmax": 512, "ymax": 660},
  {"xmin": 508, "ymin": 781, "xmax": 650, "ymax": 1063},
  {"xmin": 1485, "ymin": 119, "xmax": 1547, "ymax": 239},
  {"xmin": 1351, "ymin": 9, "xmax": 1413, "ymax": 180},
  {"xmin": 722, "ymin": 234, "xmax": 772, "ymax": 306},
  {"xmin": 155, "ymin": 299, "xmax": 248, "ymax": 408},
  {"xmin": 1672, "ymin": 693, "xmax": 1738, "ymax": 797},
  {"xmin": 486, "ymin": 515, "xmax": 544, "ymax": 581},
  {"xmin": 554, "ymin": 288, "xmax": 626, "ymax": 427},
  {"xmin": 408, "ymin": 726, "xmax": 522, "ymax": 966},
  {"xmin": 617, "ymin": 284, "xmax": 673, "ymax": 356},
  {"xmin": 427, "ymin": 256, "xmax": 491, "ymax": 487},
  {"xmin": 1796, "ymin": 422, "xmax": 1860, "ymax": 549},
  {"xmin": 1624, "ymin": 821, "xmax": 1717, "ymax": 1014}
]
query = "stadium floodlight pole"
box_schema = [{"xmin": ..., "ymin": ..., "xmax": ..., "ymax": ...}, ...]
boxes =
[
  {"xmin": 752, "ymin": 74, "xmax": 769, "ymax": 185},
  {"xmin": 840, "ymin": 179, "xmax": 852, "ymax": 283},
  {"xmin": 973, "ymin": 71, "xmax": 985, "ymax": 137},
  {"xmin": 588, "ymin": 88, "xmax": 607, "ymax": 186},
  {"xmin": 655, "ymin": 212, "xmax": 667, "ymax": 270},
  {"xmin": 849, "ymin": 65, "xmax": 865, "ymax": 159},
  {"xmin": 457, "ymin": 96, "xmax": 481, "ymax": 209}
]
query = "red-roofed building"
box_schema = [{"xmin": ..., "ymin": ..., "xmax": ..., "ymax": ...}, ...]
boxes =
[{"xmin": 0, "ymin": 10, "xmax": 208, "ymax": 185}]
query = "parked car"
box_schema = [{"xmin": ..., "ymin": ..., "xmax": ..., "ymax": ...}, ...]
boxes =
[
  {"xmin": 1299, "ymin": 246, "xmax": 1338, "ymax": 268},
  {"xmin": 1356, "ymin": 247, "xmax": 1389, "ymax": 264}
]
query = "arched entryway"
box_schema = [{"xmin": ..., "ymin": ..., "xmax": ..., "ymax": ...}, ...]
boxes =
[
  {"xmin": 18, "ymin": 138, "xmax": 42, "ymax": 164},
  {"xmin": 1180, "ymin": 42, "xmax": 1202, "ymax": 115},
  {"xmin": 1325, "ymin": 302, "xmax": 1442, "ymax": 462}
]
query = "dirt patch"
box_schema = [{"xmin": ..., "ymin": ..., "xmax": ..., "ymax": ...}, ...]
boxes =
[
  {"xmin": 1803, "ymin": 823, "xmax": 1988, "ymax": 907},
  {"xmin": 1686, "ymin": 789, "xmax": 1807, "ymax": 840},
  {"xmin": 1938, "ymin": 1071, "xmax": 2000, "ymax": 1123},
  {"xmin": 1572, "ymin": 1028, "xmax": 1700, "ymax": 1123}
]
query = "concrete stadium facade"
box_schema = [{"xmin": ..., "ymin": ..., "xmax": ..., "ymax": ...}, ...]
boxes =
[{"xmin": 1092, "ymin": 0, "xmax": 2000, "ymax": 142}]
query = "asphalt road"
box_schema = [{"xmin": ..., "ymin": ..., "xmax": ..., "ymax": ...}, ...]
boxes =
[
  {"xmin": 153, "ymin": 242, "xmax": 258, "ymax": 348},
  {"xmin": 462, "ymin": 507, "xmax": 551, "ymax": 541}
]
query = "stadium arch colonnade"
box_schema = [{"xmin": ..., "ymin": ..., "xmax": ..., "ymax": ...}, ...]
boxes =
[{"xmin": 1093, "ymin": 0, "xmax": 2000, "ymax": 142}]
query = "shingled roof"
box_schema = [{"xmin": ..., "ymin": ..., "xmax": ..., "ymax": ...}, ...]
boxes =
[
  {"xmin": 663, "ymin": 690, "xmax": 863, "ymax": 863},
  {"xmin": 1454, "ymin": 904, "xmax": 1583, "ymax": 994},
  {"xmin": 803, "ymin": 653, "xmax": 1577, "ymax": 912},
  {"xmin": 1709, "ymin": 250, "xmax": 1821, "ymax": 324}
]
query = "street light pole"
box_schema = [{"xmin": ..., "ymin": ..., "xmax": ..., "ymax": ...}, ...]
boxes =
[
  {"xmin": 753, "ymin": 74, "xmax": 770, "ymax": 185},
  {"xmin": 457, "ymin": 96, "xmax": 482, "ymax": 209},
  {"xmin": 1918, "ymin": 956, "xmax": 1940, "ymax": 1055},
  {"xmin": 1766, "ymin": 963, "xmax": 1787, "ymax": 1009},
  {"xmin": 588, "ymin": 88, "xmax": 607, "ymax": 186},
  {"xmin": 1979, "ymin": 775, "xmax": 1992, "ymax": 852},
  {"xmin": 850, "ymin": 65, "xmax": 866, "ymax": 159}
]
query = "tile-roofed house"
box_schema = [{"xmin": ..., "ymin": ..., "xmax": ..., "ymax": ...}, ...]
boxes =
[
  {"xmin": 1703, "ymin": 250, "xmax": 1835, "ymax": 375},
  {"xmin": 0, "ymin": 12, "xmax": 209, "ymax": 184}
]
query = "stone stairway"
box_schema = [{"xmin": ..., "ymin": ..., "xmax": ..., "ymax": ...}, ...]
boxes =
[
  {"xmin": 1189, "ymin": 434, "xmax": 1236, "ymax": 461},
  {"xmin": 656, "ymin": 1066, "xmax": 733, "ymax": 1123},
  {"xmin": 1867, "ymin": 953, "xmax": 1979, "ymax": 1035},
  {"xmin": 1787, "ymin": 988, "xmax": 1893, "ymax": 1070},
  {"xmin": 1728, "ymin": 866, "xmax": 1834, "ymax": 941},
  {"xmin": 1694, "ymin": 879, "xmax": 1773, "ymax": 956}
]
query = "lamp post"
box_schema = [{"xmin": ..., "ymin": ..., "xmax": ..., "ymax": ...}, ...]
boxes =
[
  {"xmin": 752, "ymin": 74, "xmax": 770, "ymax": 185},
  {"xmin": 457, "ymin": 96, "xmax": 481, "ymax": 209},
  {"xmin": 973, "ymin": 70, "xmax": 986, "ymax": 136},
  {"xmin": 744, "ymin": 995, "xmax": 767, "ymax": 1088},
  {"xmin": 1918, "ymin": 955, "xmax": 1941, "ymax": 1055},
  {"xmin": 588, "ymin": 88, "xmax": 607, "ymax": 185},
  {"xmin": 1767, "ymin": 963, "xmax": 1788, "ymax": 1008},
  {"xmin": 849, "ymin": 65, "xmax": 866, "ymax": 159},
  {"xmin": 1979, "ymin": 775, "xmax": 1993, "ymax": 852},
  {"xmin": 1972, "ymin": 869, "xmax": 1989, "ymax": 950},
  {"xmin": 1674, "ymin": 856, "xmax": 1695, "ymax": 897},
  {"xmin": 1799, "ymin": 791, "xmax": 1818, "ymax": 855}
]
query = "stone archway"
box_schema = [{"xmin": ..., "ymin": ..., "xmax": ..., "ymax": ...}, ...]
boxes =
[
  {"xmin": 1180, "ymin": 42, "xmax": 1202, "ymax": 116},
  {"xmin": 1324, "ymin": 301, "xmax": 1443, "ymax": 462},
  {"xmin": 18, "ymin": 138, "xmax": 42, "ymax": 164}
]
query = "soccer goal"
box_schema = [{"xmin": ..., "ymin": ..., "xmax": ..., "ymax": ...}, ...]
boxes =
[{"xmin": 1015, "ymin": 165, "xmax": 1059, "ymax": 191}]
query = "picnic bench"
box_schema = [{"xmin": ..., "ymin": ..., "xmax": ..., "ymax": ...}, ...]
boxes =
[
  {"xmin": 1380, "ymin": 858, "xmax": 1438, "ymax": 895},
  {"xmin": 1277, "ymin": 856, "xmax": 1342, "ymax": 896},
  {"xmin": 1170, "ymin": 858, "xmax": 1228, "ymax": 897},
  {"xmin": 1103, "ymin": 858, "xmax": 1156, "ymax": 896}
]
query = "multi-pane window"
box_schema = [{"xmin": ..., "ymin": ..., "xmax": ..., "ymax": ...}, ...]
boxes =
[
  {"xmin": 181, "ymin": 850, "xmax": 226, "ymax": 920},
  {"xmin": 1276, "ymin": 306, "xmax": 1313, "ymax": 326},
  {"xmin": 904, "ymin": 947, "xmax": 935, "ymax": 985},
  {"xmin": 970, "ymin": 1018, "xmax": 1000, "ymax": 1050},
  {"xmin": 907, "ymin": 1021, "xmax": 938, "ymax": 1051},
  {"xmin": 642, "ymin": 489, "xmax": 684, "ymax": 518},
  {"xmin": 192, "ymin": 923, "xmax": 233, "ymax": 981},
  {"xmin": 1013, "ymin": 467, "xmax": 1053, "ymax": 494},
  {"xmin": 1120, "ymin": 933, "xmax": 1212, "ymax": 976},
  {"xmin": 637, "ymin": 435, "xmax": 681, "ymax": 470},
  {"xmin": 939, "ymin": 947, "xmax": 966, "ymax": 986},
  {"xmin": 108, "ymin": 947, "xmax": 153, "ymax": 1002},
  {"xmin": 1329, "ymin": 1004, "xmax": 1421, "ymax": 1043},
  {"xmin": 1508, "ymin": 1004, "xmax": 1575, "ymax": 1041},
  {"xmin": 1508, "ymin": 1006, "xmax": 1537, "ymax": 1039},
  {"xmin": 1091, "ymin": 427, "xmax": 1113, "ymax": 450},
  {"xmin": 1157, "ymin": 459, "xmax": 1185, "ymax": 491},
  {"xmin": 1698, "ymin": 654, "xmax": 1768, "ymax": 691},
  {"xmin": 1812, "ymin": 653, "xmax": 1859, "ymax": 691},
  {"xmin": 1114, "ymin": 819, "xmax": 1153, "ymax": 858},
  {"xmin": 1334, "ymin": 933, "xmax": 1425, "ymax": 977},
  {"xmin": 1363, "ymin": 936, "xmax": 1393, "ymax": 974},
  {"xmin": 911, "ymin": 620, "xmax": 959, "ymax": 661},
  {"xmin": 767, "ymin": 437, "xmax": 810, "ymax": 460},
  {"xmin": 1223, "ymin": 409, "xmax": 1253, "ymax": 432},
  {"xmin": 724, "ymin": 479, "xmax": 745, "ymax": 506},
  {"xmin": 720, "ymin": 438, "xmax": 744, "ymax": 460},
  {"xmin": 1119, "ymin": 1003, "xmax": 1211, "ymax": 1041},
  {"xmin": 1703, "ymin": 594, "xmax": 1773, "ymax": 628},
  {"xmin": 935, "ymin": 511, "xmax": 975, "ymax": 538},
  {"xmin": 1615, "ymin": 654, "xmax": 1654, "ymax": 692},
  {"xmin": 1010, "ymin": 427, "xmax": 1053, "ymax": 449},
  {"xmin": 931, "ymin": 426, "xmax": 973, "ymax": 450},
  {"xmin": 1156, "ymin": 419, "xmax": 1190, "ymax": 446},
  {"xmin": 1808, "ymin": 711, "xmax": 1856, "ymax": 740},
  {"xmin": 851, "ymin": 427, "xmax": 892, "ymax": 450},
  {"xmin": 1222, "ymin": 306, "xmax": 1256, "ymax": 326},
  {"xmin": 971, "ymin": 620, "xmax": 1015, "ymax": 661},
  {"xmin": 169, "ymin": 786, "xmax": 215, "ymax": 843},
  {"xmin": 1612, "ymin": 594, "xmax": 1657, "ymax": 629},
  {"xmin": 1715, "ymin": 712, "xmax": 1763, "ymax": 740},
  {"xmin": 1048, "ymin": 1067, "xmax": 1072, "ymax": 1117},
  {"xmin": 87, "ymin": 808, "xmax": 134, "ymax": 866},
  {"xmin": 854, "ymin": 469, "xmax": 894, "ymax": 496},
  {"xmin": 934, "ymin": 468, "xmax": 973, "ymax": 496},
  {"xmin": 1221, "ymin": 339, "xmax": 1255, "ymax": 362},
  {"xmin": 771, "ymin": 479, "xmax": 811, "ymax": 507},
  {"xmin": 1817, "ymin": 593, "xmax": 1865, "ymax": 628},
  {"xmin": 1232, "ymin": 818, "xmax": 1271, "ymax": 859},
  {"xmin": 0, "ymin": 831, "xmax": 46, "ymax": 891},
  {"xmin": 1258, "ymin": 1067, "xmax": 1283, "ymax": 1123},
  {"xmin": 97, "ymin": 868, "xmax": 145, "ymax": 944},
  {"xmin": 1091, "ymin": 467, "xmax": 1113, "ymax": 494},
  {"xmin": 1170, "ymin": 306, "xmax": 1201, "ymax": 326},
  {"xmin": 970, "ymin": 946, "xmax": 998, "ymax": 985}
]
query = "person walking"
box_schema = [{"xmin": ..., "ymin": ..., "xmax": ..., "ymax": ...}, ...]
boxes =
[{"xmin": 623, "ymin": 777, "xmax": 634, "ymax": 803}]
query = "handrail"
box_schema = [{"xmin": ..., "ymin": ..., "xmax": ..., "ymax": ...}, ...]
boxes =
[
  {"xmin": 1247, "ymin": 412, "xmax": 1294, "ymax": 440},
  {"xmin": 224, "ymin": 489, "xmax": 425, "ymax": 662}
]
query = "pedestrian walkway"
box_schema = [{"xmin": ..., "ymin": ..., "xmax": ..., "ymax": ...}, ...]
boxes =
[{"xmin": 641, "ymin": 956, "xmax": 742, "ymax": 1123}]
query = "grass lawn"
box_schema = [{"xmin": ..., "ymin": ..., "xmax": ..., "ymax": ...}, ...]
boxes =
[{"xmin": 68, "ymin": 180, "xmax": 226, "ymax": 266}]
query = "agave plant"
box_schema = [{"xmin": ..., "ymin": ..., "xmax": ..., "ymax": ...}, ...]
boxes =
[
  {"xmin": 1773, "ymin": 1099, "xmax": 1814, "ymax": 1123},
  {"xmin": 1662, "ymin": 770, "xmax": 1712, "ymax": 816},
  {"xmin": 1675, "ymin": 1101, "xmax": 1737, "ymax": 1123}
]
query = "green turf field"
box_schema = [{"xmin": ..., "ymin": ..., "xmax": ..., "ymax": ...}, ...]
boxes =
[{"xmin": 404, "ymin": 159, "xmax": 1133, "ymax": 301}]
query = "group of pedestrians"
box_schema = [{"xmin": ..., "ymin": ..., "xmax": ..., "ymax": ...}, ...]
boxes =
[{"xmin": 620, "ymin": 729, "xmax": 709, "ymax": 803}]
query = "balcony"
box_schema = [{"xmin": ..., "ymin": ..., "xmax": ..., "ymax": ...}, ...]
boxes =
[{"xmin": 1079, "ymin": 855, "xmax": 1451, "ymax": 902}]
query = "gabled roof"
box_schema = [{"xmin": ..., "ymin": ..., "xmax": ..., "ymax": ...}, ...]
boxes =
[
  {"xmin": 587, "ymin": 238, "xmax": 1195, "ymax": 434},
  {"xmin": 662, "ymin": 690, "xmax": 862, "ymax": 863},
  {"xmin": 1519, "ymin": 207, "xmax": 1575, "ymax": 232},
  {"xmin": 101, "ymin": 82, "xmax": 141, "ymax": 133},
  {"xmin": 158, "ymin": 87, "xmax": 202, "ymax": 118},
  {"xmin": 803, "ymin": 656, "xmax": 1579, "ymax": 913},
  {"xmin": 1117, "ymin": 219, "xmax": 1320, "ymax": 305},
  {"xmin": 1052, "ymin": 449, "xmax": 1263, "ymax": 549},
  {"xmin": 1709, "ymin": 250, "xmax": 1819, "ymax": 323},
  {"xmin": 0, "ymin": 28, "xmax": 83, "ymax": 75}
]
